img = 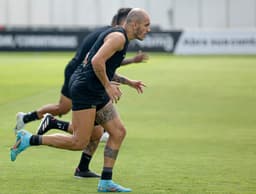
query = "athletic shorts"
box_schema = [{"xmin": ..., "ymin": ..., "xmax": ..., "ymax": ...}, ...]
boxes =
[
  {"xmin": 61, "ymin": 78, "xmax": 70, "ymax": 98},
  {"xmin": 61, "ymin": 64, "xmax": 78, "ymax": 98},
  {"xmin": 71, "ymin": 88, "xmax": 109, "ymax": 111},
  {"xmin": 69, "ymin": 69, "xmax": 110, "ymax": 111}
]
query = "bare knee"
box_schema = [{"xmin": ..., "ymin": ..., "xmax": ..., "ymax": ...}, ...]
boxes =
[
  {"xmin": 37, "ymin": 103, "xmax": 70, "ymax": 118},
  {"xmin": 58, "ymin": 104, "xmax": 71, "ymax": 115},
  {"xmin": 110, "ymin": 125, "xmax": 127, "ymax": 141},
  {"xmin": 58, "ymin": 96, "xmax": 72, "ymax": 115},
  {"xmin": 91, "ymin": 125, "xmax": 104, "ymax": 141},
  {"xmin": 70, "ymin": 136, "xmax": 90, "ymax": 150},
  {"xmin": 119, "ymin": 125, "xmax": 127, "ymax": 139}
]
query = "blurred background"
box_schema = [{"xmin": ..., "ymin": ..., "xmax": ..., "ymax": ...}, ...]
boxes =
[
  {"xmin": 1, "ymin": 1, "xmax": 256, "ymax": 193},
  {"xmin": 0, "ymin": 0, "xmax": 256, "ymax": 29},
  {"xmin": 0, "ymin": 0, "xmax": 256, "ymax": 54}
]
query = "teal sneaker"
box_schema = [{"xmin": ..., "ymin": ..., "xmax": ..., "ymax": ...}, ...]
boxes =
[
  {"xmin": 98, "ymin": 180, "xmax": 132, "ymax": 192},
  {"xmin": 10, "ymin": 129, "xmax": 32, "ymax": 161}
]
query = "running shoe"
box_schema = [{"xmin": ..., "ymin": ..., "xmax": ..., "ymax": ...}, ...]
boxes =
[
  {"xmin": 98, "ymin": 180, "xmax": 132, "ymax": 192},
  {"xmin": 100, "ymin": 132, "xmax": 109, "ymax": 143},
  {"xmin": 37, "ymin": 113, "xmax": 54, "ymax": 135},
  {"xmin": 14, "ymin": 112, "xmax": 26, "ymax": 134},
  {"xmin": 10, "ymin": 129, "xmax": 32, "ymax": 161},
  {"xmin": 74, "ymin": 168, "xmax": 100, "ymax": 178}
]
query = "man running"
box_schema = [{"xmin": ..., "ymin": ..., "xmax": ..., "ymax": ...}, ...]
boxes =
[{"xmin": 10, "ymin": 8, "xmax": 151, "ymax": 192}]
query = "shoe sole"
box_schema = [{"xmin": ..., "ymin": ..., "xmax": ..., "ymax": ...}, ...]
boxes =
[
  {"xmin": 10, "ymin": 138, "xmax": 21, "ymax": 161},
  {"xmin": 10, "ymin": 130, "xmax": 32, "ymax": 162},
  {"xmin": 74, "ymin": 175, "xmax": 98, "ymax": 179},
  {"xmin": 74, "ymin": 175, "xmax": 100, "ymax": 179},
  {"xmin": 12, "ymin": 139, "xmax": 21, "ymax": 149}
]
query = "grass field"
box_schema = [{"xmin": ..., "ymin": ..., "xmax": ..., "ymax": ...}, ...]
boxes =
[{"xmin": 0, "ymin": 52, "xmax": 256, "ymax": 194}]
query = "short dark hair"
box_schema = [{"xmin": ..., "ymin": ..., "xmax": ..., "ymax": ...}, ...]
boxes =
[
  {"xmin": 116, "ymin": 8, "xmax": 132, "ymax": 25},
  {"xmin": 111, "ymin": 14, "xmax": 117, "ymax": 26}
]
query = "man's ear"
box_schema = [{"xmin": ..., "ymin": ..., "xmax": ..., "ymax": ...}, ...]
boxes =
[{"xmin": 131, "ymin": 21, "xmax": 137, "ymax": 29}]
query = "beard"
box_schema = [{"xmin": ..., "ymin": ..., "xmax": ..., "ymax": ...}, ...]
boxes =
[{"xmin": 134, "ymin": 28, "xmax": 145, "ymax": 41}]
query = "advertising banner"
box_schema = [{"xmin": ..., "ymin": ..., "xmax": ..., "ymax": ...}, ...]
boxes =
[
  {"xmin": 0, "ymin": 30, "xmax": 88, "ymax": 51},
  {"xmin": 128, "ymin": 31, "xmax": 181, "ymax": 52},
  {"xmin": 0, "ymin": 30, "xmax": 180, "ymax": 52},
  {"xmin": 0, "ymin": 29, "xmax": 256, "ymax": 55},
  {"xmin": 175, "ymin": 30, "xmax": 256, "ymax": 55}
]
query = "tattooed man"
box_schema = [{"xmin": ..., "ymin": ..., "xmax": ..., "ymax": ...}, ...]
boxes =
[{"xmin": 10, "ymin": 8, "xmax": 151, "ymax": 192}]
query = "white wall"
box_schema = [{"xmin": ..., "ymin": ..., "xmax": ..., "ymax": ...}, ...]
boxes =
[
  {"xmin": 173, "ymin": 0, "xmax": 201, "ymax": 29},
  {"xmin": 148, "ymin": 0, "xmax": 173, "ymax": 29},
  {"xmin": 201, "ymin": 0, "xmax": 227, "ymax": 28},
  {"xmin": 6, "ymin": 0, "xmax": 30, "ymax": 26},
  {"xmin": 30, "ymin": 0, "xmax": 52, "ymax": 27},
  {"xmin": 229, "ymin": 0, "xmax": 256, "ymax": 28},
  {"xmin": 0, "ymin": 0, "xmax": 255, "ymax": 29},
  {"xmin": 0, "ymin": 0, "xmax": 7, "ymax": 26}
]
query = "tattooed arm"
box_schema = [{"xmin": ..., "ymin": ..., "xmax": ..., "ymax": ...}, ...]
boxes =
[
  {"xmin": 121, "ymin": 50, "xmax": 149, "ymax": 66},
  {"xmin": 112, "ymin": 73, "xmax": 146, "ymax": 94},
  {"xmin": 112, "ymin": 74, "xmax": 130, "ymax": 85}
]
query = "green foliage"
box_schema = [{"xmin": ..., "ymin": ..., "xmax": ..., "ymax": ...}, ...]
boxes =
[{"xmin": 1, "ymin": 52, "xmax": 256, "ymax": 194}]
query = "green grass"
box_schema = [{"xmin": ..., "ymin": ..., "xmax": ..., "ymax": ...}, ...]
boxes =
[{"xmin": 1, "ymin": 52, "xmax": 256, "ymax": 194}]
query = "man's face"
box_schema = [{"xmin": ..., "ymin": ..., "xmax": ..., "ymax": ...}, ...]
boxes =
[{"xmin": 134, "ymin": 16, "xmax": 151, "ymax": 40}]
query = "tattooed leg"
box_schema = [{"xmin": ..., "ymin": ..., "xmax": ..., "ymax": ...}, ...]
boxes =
[
  {"xmin": 95, "ymin": 101, "xmax": 118, "ymax": 125},
  {"xmin": 96, "ymin": 101, "xmax": 127, "ymax": 170},
  {"xmin": 83, "ymin": 139, "xmax": 100, "ymax": 155},
  {"xmin": 75, "ymin": 126, "xmax": 103, "ymax": 175},
  {"xmin": 75, "ymin": 138, "xmax": 101, "ymax": 174},
  {"xmin": 104, "ymin": 145, "xmax": 119, "ymax": 160}
]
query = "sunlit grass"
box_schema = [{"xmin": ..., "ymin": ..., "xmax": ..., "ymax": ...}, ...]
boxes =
[{"xmin": 1, "ymin": 52, "xmax": 256, "ymax": 193}]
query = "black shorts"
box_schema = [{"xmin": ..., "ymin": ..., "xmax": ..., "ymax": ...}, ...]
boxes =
[
  {"xmin": 61, "ymin": 78, "xmax": 70, "ymax": 98},
  {"xmin": 72, "ymin": 96, "xmax": 109, "ymax": 111},
  {"xmin": 61, "ymin": 64, "xmax": 78, "ymax": 98},
  {"xmin": 69, "ymin": 78, "xmax": 109, "ymax": 111},
  {"xmin": 71, "ymin": 91, "xmax": 109, "ymax": 111}
]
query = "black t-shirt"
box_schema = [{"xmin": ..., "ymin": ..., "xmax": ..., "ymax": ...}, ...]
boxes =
[
  {"xmin": 82, "ymin": 26, "xmax": 129, "ymax": 92},
  {"xmin": 65, "ymin": 26, "xmax": 111, "ymax": 74},
  {"xmin": 69, "ymin": 26, "xmax": 129, "ymax": 110}
]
